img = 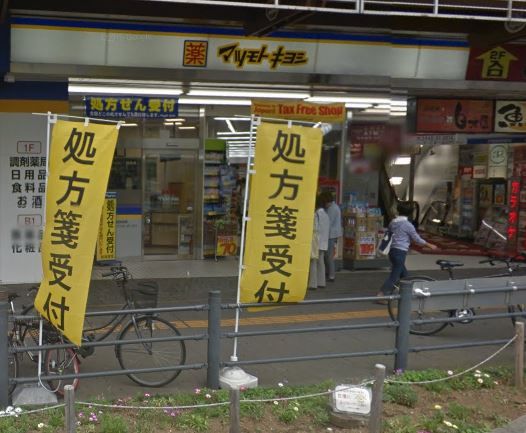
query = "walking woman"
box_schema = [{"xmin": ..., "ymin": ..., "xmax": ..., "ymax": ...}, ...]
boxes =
[
  {"xmin": 309, "ymin": 194, "xmax": 330, "ymax": 290},
  {"xmin": 376, "ymin": 202, "xmax": 437, "ymax": 303}
]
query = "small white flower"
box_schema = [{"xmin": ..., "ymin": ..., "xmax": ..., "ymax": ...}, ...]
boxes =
[
  {"xmin": 484, "ymin": 373, "xmax": 490, "ymax": 378},
  {"xmin": 0, "ymin": 411, "xmax": 5, "ymax": 416},
  {"xmin": 14, "ymin": 408, "xmax": 22, "ymax": 414},
  {"xmin": 278, "ymin": 382, "xmax": 284, "ymax": 388},
  {"xmin": 447, "ymin": 370, "xmax": 454, "ymax": 376},
  {"xmin": 434, "ymin": 404, "xmax": 442, "ymax": 410},
  {"xmin": 205, "ymin": 393, "xmax": 212, "ymax": 399},
  {"xmin": 6, "ymin": 406, "xmax": 13, "ymax": 413},
  {"xmin": 474, "ymin": 373, "xmax": 482, "ymax": 378},
  {"xmin": 37, "ymin": 423, "xmax": 45, "ymax": 429},
  {"xmin": 77, "ymin": 421, "xmax": 81, "ymax": 426},
  {"xmin": 452, "ymin": 425, "xmax": 459, "ymax": 430},
  {"xmin": 475, "ymin": 370, "xmax": 481, "ymax": 374},
  {"xmin": 443, "ymin": 420, "xmax": 453, "ymax": 427},
  {"xmin": 293, "ymin": 407, "xmax": 299, "ymax": 412},
  {"xmin": 477, "ymin": 378, "xmax": 484, "ymax": 384},
  {"xmin": 273, "ymin": 401, "xmax": 279, "ymax": 405},
  {"xmin": 494, "ymin": 381, "xmax": 499, "ymax": 385}
]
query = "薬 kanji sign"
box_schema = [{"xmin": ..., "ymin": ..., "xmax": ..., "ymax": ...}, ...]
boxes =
[
  {"xmin": 35, "ymin": 120, "xmax": 119, "ymax": 345},
  {"xmin": 240, "ymin": 122, "xmax": 322, "ymax": 304}
]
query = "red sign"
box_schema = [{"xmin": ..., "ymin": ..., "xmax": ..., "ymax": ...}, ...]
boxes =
[
  {"xmin": 416, "ymin": 99, "xmax": 493, "ymax": 133},
  {"xmin": 508, "ymin": 179, "xmax": 520, "ymax": 248},
  {"xmin": 466, "ymin": 45, "xmax": 525, "ymax": 82}
]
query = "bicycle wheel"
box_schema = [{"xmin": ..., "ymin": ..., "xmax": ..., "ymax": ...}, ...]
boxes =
[
  {"xmin": 19, "ymin": 304, "xmax": 40, "ymax": 363},
  {"xmin": 116, "ymin": 316, "xmax": 186, "ymax": 387},
  {"xmin": 509, "ymin": 304, "xmax": 526, "ymax": 326},
  {"xmin": 44, "ymin": 347, "xmax": 80, "ymax": 396},
  {"xmin": 8, "ymin": 343, "xmax": 18, "ymax": 396},
  {"xmin": 388, "ymin": 276, "xmax": 452, "ymax": 336}
]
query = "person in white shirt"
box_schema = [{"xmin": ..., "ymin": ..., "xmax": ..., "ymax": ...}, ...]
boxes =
[
  {"xmin": 309, "ymin": 195, "xmax": 330, "ymax": 290},
  {"xmin": 321, "ymin": 191, "xmax": 342, "ymax": 282}
]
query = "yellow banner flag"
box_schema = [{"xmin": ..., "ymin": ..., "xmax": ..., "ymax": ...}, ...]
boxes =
[
  {"xmin": 240, "ymin": 122, "xmax": 322, "ymax": 304},
  {"xmin": 96, "ymin": 195, "xmax": 117, "ymax": 261},
  {"xmin": 35, "ymin": 120, "xmax": 119, "ymax": 345}
]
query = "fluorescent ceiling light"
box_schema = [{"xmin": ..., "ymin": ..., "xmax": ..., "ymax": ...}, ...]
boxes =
[
  {"xmin": 179, "ymin": 126, "xmax": 196, "ymax": 130},
  {"xmin": 394, "ymin": 156, "xmax": 411, "ymax": 165},
  {"xmin": 217, "ymin": 131, "xmax": 251, "ymax": 136},
  {"xmin": 345, "ymin": 103, "xmax": 373, "ymax": 109},
  {"xmin": 164, "ymin": 121, "xmax": 183, "ymax": 125},
  {"xmin": 226, "ymin": 119, "xmax": 236, "ymax": 134},
  {"xmin": 376, "ymin": 104, "xmax": 407, "ymax": 112},
  {"xmin": 432, "ymin": 219, "xmax": 441, "ymax": 223},
  {"xmin": 389, "ymin": 177, "xmax": 404, "ymax": 185},
  {"xmin": 121, "ymin": 123, "xmax": 138, "ymax": 127},
  {"xmin": 165, "ymin": 118, "xmax": 186, "ymax": 122},
  {"xmin": 188, "ymin": 90, "xmax": 309, "ymax": 99},
  {"xmin": 180, "ymin": 98, "xmax": 251, "ymax": 106},
  {"xmin": 307, "ymin": 96, "xmax": 392, "ymax": 104},
  {"xmin": 214, "ymin": 117, "xmax": 252, "ymax": 121},
  {"xmin": 364, "ymin": 109, "xmax": 391, "ymax": 114},
  {"xmin": 69, "ymin": 85, "xmax": 183, "ymax": 96},
  {"xmin": 390, "ymin": 112, "xmax": 407, "ymax": 117}
]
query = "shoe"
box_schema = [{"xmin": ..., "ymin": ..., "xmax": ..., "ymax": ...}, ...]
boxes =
[{"xmin": 374, "ymin": 292, "xmax": 388, "ymax": 305}]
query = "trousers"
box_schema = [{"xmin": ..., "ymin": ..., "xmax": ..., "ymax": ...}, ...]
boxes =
[
  {"xmin": 379, "ymin": 248, "xmax": 408, "ymax": 295},
  {"xmin": 309, "ymin": 250, "xmax": 326, "ymax": 288}
]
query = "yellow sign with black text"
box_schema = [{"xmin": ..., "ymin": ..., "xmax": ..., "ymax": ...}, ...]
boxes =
[
  {"xmin": 240, "ymin": 122, "xmax": 322, "ymax": 304},
  {"xmin": 96, "ymin": 196, "xmax": 117, "ymax": 261},
  {"xmin": 35, "ymin": 120, "xmax": 119, "ymax": 346},
  {"xmin": 251, "ymin": 100, "xmax": 345, "ymax": 123}
]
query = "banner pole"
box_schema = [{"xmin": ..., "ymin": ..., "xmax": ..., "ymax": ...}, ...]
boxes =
[{"xmin": 231, "ymin": 115, "xmax": 258, "ymax": 362}]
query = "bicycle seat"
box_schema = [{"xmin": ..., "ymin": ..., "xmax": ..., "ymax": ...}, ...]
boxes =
[
  {"xmin": 436, "ymin": 260, "xmax": 464, "ymax": 269},
  {"xmin": 7, "ymin": 292, "xmax": 19, "ymax": 302}
]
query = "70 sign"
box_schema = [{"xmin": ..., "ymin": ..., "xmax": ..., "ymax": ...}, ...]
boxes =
[{"xmin": 216, "ymin": 235, "xmax": 239, "ymax": 257}]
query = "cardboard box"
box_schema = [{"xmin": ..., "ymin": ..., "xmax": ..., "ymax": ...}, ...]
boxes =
[{"xmin": 366, "ymin": 216, "xmax": 384, "ymax": 233}]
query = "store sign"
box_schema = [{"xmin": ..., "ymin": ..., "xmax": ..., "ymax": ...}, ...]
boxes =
[
  {"xmin": 240, "ymin": 122, "xmax": 322, "ymax": 304},
  {"xmin": 35, "ymin": 120, "xmax": 119, "ymax": 346},
  {"xmin": 251, "ymin": 100, "xmax": 345, "ymax": 123},
  {"xmin": 488, "ymin": 143, "xmax": 508, "ymax": 178},
  {"xmin": 96, "ymin": 193, "xmax": 117, "ymax": 261},
  {"xmin": 407, "ymin": 134, "xmax": 459, "ymax": 146},
  {"xmin": 217, "ymin": 42, "xmax": 308, "ymax": 69},
  {"xmin": 495, "ymin": 101, "xmax": 526, "ymax": 132},
  {"xmin": 466, "ymin": 45, "xmax": 524, "ymax": 81},
  {"xmin": 508, "ymin": 179, "xmax": 521, "ymax": 246},
  {"xmin": 416, "ymin": 99, "xmax": 493, "ymax": 133},
  {"xmin": 473, "ymin": 165, "xmax": 488, "ymax": 179},
  {"xmin": 0, "ymin": 114, "xmax": 47, "ymax": 284},
  {"xmin": 216, "ymin": 235, "xmax": 239, "ymax": 257},
  {"xmin": 86, "ymin": 96, "xmax": 178, "ymax": 119}
]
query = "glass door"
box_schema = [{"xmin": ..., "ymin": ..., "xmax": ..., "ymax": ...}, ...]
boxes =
[{"xmin": 143, "ymin": 149, "xmax": 199, "ymax": 258}]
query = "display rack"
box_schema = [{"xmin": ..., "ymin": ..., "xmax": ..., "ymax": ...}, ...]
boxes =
[{"xmin": 178, "ymin": 214, "xmax": 193, "ymax": 257}]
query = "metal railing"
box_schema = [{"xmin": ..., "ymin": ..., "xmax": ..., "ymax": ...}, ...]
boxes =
[
  {"xmin": 154, "ymin": 0, "xmax": 526, "ymax": 22},
  {"xmin": 3, "ymin": 277, "xmax": 526, "ymax": 407}
]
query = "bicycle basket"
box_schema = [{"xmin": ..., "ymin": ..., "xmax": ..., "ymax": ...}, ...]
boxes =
[{"xmin": 126, "ymin": 280, "xmax": 159, "ymax": 309}]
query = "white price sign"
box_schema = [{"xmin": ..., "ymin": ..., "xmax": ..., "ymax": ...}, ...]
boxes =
[{"xmin": 333, "ymin": 385, "xmax": 372, "ymax": 415}]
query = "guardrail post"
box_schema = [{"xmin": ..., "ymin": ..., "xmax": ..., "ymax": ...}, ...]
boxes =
[
  {"xmin": 515, "ymin": 321, "xmax": 524, "ymax": 388},
  {"xmin": 207, "ymin": 290, "xmax": 221, "ymax": 389},
  {"xmin": 369, "ymin": 364, "xmax": 386, "ymax": 433},
  {"xmin": 229, "ymin": 388, "xmax": 240, "ymax": 433},
  {"xmin": 64, "ymin": 385, "xmax": 76, "ymax": 433},
  {"xmin": 394, "ymin": 280, "xmax": 412, "ymax": 372},
  {"xmin": 0, "ymin": 302, "xmax": 9, "ymax": 408}
]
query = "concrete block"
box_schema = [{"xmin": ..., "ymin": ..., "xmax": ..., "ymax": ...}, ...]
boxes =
[{"xmin": 12, "ymin": 384, "xmax": 58, "ymax": 406}]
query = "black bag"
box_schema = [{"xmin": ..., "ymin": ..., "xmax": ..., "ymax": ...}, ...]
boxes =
[{"xmin": 377, "ymin": 230, "xmax": 393, "ymax": 256}]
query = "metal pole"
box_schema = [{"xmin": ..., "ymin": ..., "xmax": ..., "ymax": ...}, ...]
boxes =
[
  {"xmin": 0, "ymin": 302, "xmax": 8, "ymax": 408},
  {"xmin": 207, "ymin": 291, "xmax": 221, "ymax": 389},
  {"xmin": 229, "ymin": 388, "xmax": 241, "ymax": 433},
  {"xmin": 515, "ymin": 321, "xmax": 524, "ymax": 388},
  {"xmin": 394, "ymin": 281, "xmax": 412, "ymax": 371},
  {"xmin": 64, "ymin": 385, "xmax": 76, "ymax": 433},
  {"xmin": 368, "ymin": 364, "xmax": 386, "ymax": 433}
]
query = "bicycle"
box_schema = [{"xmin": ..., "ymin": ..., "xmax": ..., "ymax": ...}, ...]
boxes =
[
  {"xmin": 7, "ymin": 289, "xmax": 80, "ymax": 397},
  {"xmin": 386, "ymin": 255, "xmax": 526, "ymax": 336}
]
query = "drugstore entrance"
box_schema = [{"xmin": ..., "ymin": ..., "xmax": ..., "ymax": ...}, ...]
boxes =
[{"xmin": 143, "ymin": 149, "xmax": 200, "ymax": 258}]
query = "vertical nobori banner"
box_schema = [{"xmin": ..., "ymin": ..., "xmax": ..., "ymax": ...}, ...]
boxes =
[
  {"xmin": 240, "ymin": 122, "xmax": 322, "ymax": 304},
  {"xmin": 96, "ymin": 192, "xmax": 117, "ymax": 261},
  {"xmin": 35, "ymin": 120, "xmax": 119, "ymax": 346}
]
